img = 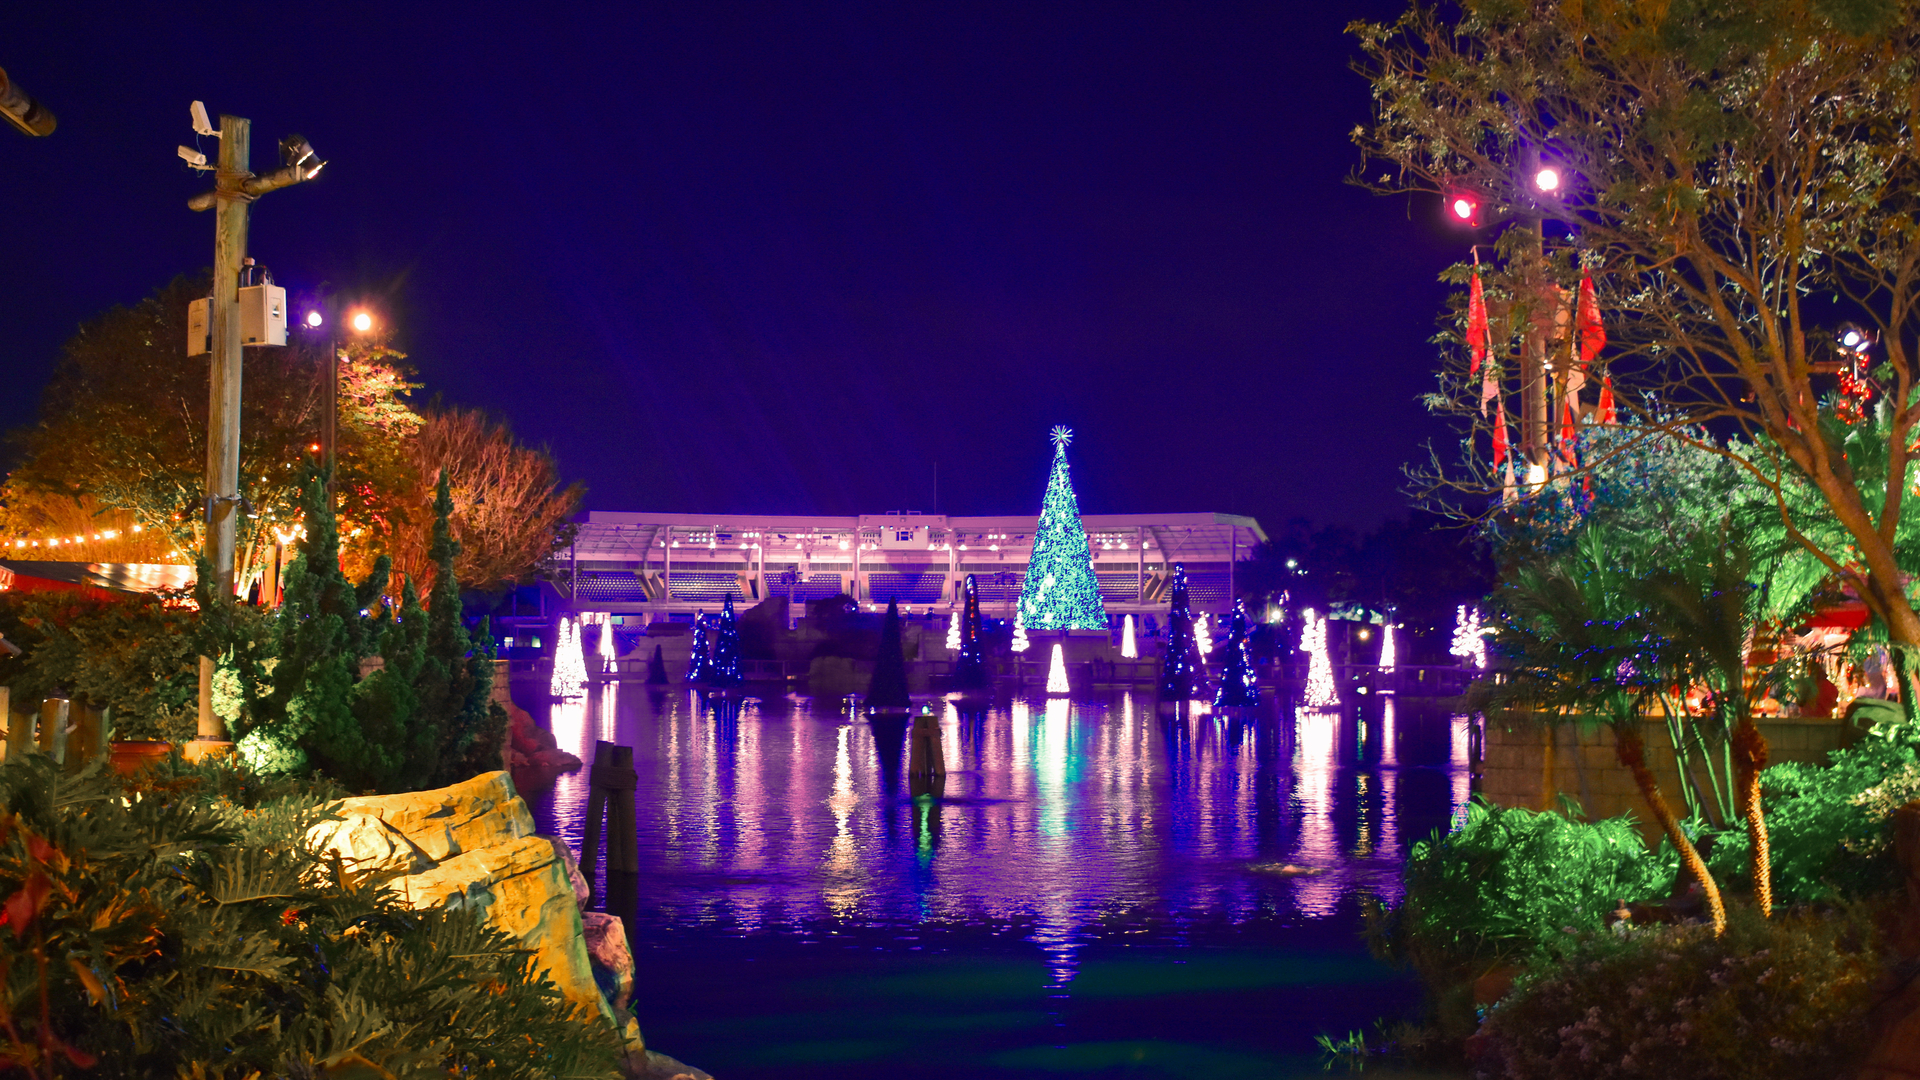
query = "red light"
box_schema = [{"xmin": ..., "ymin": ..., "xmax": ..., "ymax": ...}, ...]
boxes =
[
  {"xmin": 1443, "ymin": 189, "xmax": 1483, "ymax": 228},
  {"xmin": 309, "ymin": 443, "xmax": 321, "ymax": 452}
]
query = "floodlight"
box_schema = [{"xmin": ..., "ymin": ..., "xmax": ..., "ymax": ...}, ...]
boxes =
[
  {"xmin": 279, "ymin": 134, "xmax": 323, "ymax": 179},
  {"xmin": 190, "ymin": 100, "xmax": 215, "ymax": 137},
  {"xmin": 1839, "ymin": 325, "xmax": 1874, "ymax": 353},
  {"xmin": 350, "ymin": 311, "xmax": 372, "ymax": 333}
]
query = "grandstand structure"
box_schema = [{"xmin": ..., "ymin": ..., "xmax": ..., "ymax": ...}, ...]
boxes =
[{"xmin": 554, "ymin": 510, "xmax": 1266, "ymax": 619}]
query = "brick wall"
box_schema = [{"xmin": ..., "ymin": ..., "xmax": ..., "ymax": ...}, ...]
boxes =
[{"xmin": 1478, "ymin": 714, "xmax": 1859, "ymax": 840}]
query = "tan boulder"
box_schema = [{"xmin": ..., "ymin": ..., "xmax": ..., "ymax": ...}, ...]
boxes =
[
  {"xmin": 304, "ymin": 812, "xmax": 432, "ymax": 875},
  {"xmin": 335, "ymin": 770, "xmax": 534, "ymax": 862}
]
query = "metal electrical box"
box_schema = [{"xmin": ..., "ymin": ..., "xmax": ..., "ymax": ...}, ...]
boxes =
[
  {"xmin": 187, "ymin": 297, "xmax": 210, "ymax": 356},
  {"xmin": 188, "ymin": 286, "xmax": 288, "ymax": 353},
  {"xmin": 239, "ymin": 284, "xmax": 287, "ymax": 346}
]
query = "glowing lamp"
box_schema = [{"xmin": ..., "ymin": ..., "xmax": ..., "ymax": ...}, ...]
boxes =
[
  {"xmin": 1446, "ymin": 190, "xmax": 1482, "ymax": 226},
  {"xmin": 1533, "ymin": 166, "xmax": 1561, "ymax": 192},
  {"xmin": 350, "ymin": 311, "xmax": 373, "ymax": 333},
  {"xmin": 305, "ymin": 310, "xmax": 324, "ymax": 328}
]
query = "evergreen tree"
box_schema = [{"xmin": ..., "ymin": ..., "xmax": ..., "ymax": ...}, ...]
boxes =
[
  {"xmin": 1159, "ymin": 563, "xmax": 1200, "ymax": 699},
  {"xmin": 413, "ymin": 469, "xmax": 506, "ymax": 786},
  {"xmin": 646, "ymin": 643, "xmax": 668, "ymax": 684},
  {"xmin": 686, "ymin": 612, "xmax": 710, "ymax": 683},
  {"xmin": 954, "ymin": 574, "xmax": 988, "ymax": 689},
  {"xmin": 1017, "ymin": 427, "xmax": 1108, "ymax": 630},
  {"xmin": 866, "ymin": 599, "xmax": 912, "ymax": 711},
  {"xmin": 707, "ymin": 594, "xmax": 744, "ymax": 688},
  {"xmin": 242, "ymin": 472, "xmax": 391, "ymax": 780},
  {"xmin": 1214, "ymin": 599, "xmax": 1260, "ymax": 707}
]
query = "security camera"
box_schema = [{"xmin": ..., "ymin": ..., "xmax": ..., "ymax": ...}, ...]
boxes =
[
  {"xmin": 189, "ymin": 100, "xmax": 215, "ymax": 137},
  {"xmin": 177, "ymin": 144, "xmax": 207, "ymax": 168}
]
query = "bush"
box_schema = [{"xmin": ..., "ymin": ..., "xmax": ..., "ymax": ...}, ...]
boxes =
[
  {"xmin": 1706, "ymin": 723, "xmax": 1918, "ymax": 904},
  {"xmin": 1366, "ymin": 797, "xmax": 1676, "ymax": 1047},
  {"xmin": 0, "ymin": 590, "xmax": 200, "ymax": 742},
  {"xmin": 0, "ymin": 752, "xmax": 621, "ymax": 1077},
  {"xmin": 1472, "ymin": 905, "xmax": 1880, "ymax": 1080}
]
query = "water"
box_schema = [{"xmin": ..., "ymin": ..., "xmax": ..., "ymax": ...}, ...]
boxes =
[{"xmin": 528, "ymin": 687, "xmax": 1475, "ymax": 1080}]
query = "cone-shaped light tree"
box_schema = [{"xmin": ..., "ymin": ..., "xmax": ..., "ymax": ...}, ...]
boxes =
[
  {"xmin": 954, "ymin": 574, "xmax": 989, "ymax": 689},
  {"xmin": 707, "ymin": 594, "xmax": 744, "ymax": 689},
  {"xmin": 1214, "ymin": 599, "xmax": 1260, "ymax": 707},
  {"xmin": 867, "ymin": 599, "xmax": 912, "ymax": 711},
  {"xmin": 686, "ymin": 611, "xmax": 710, "ymax": 683},
  {"xmin": 1159, "ymin": 563, "xmax": 1200, "ymax": 699},
  {"xmin": 1017, "ymin": 427, "xmax": 1108, "ymax": 630}
]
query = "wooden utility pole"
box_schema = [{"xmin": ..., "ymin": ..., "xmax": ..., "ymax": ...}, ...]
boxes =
[
  {"xmin": 194, "ymin": 114, "xmax": 253, "ymax": 749},
  {"xmin": 186, "ymin": 109, "xmax": 325, "ymax": 750}
]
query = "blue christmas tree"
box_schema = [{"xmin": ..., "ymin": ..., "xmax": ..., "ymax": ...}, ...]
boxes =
[
  {"xmin": 1017, "ymin": 427, "xmax": 1108, "ymax": 630},
  {"xmin": 707, "ymin": 594, "xmax": 744, "ymax": 688},
  {"xmin": 955, "ymin": 574, "xmax": 988, "ymax": 689},
  {"xmin": 686, "ymin": 610, "xmax": 711, "ymax": 683},
  {"xmin": 1213, "ymin": 599, "xmax": 1260, "ymax": 707},
  {"xmin": 1159, "ymin": 563, "xmax": 1200, "ymax": 699}
]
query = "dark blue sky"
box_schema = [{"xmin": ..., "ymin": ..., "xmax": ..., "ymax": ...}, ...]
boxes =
[{"xmin": 1, "ymin": 2, "xmax": 1462, "ymax": 534}]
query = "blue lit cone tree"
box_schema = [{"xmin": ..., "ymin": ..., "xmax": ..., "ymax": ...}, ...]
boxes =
[
  {"xmin": 866, "ymin": 598, "xmax": 912, "ymax": 711},
  {"xmin": 686, "ymin": 611, "xmax": 711, "ymax": 683},
  {"xmin": 1158, "ymin": 563, "xmax": 1201, "ymax": 699},
  {"xmin": 1017, "ymin": 427, "xmax": 1109, "ymax": 630},
  {"xmin": 1214, "ymin": 599, "xmax": 1260, "ymax": 707},
  {"xmin": 955, "ymin": 574, "xmax": 989, "ymax": 689},
  {"xmin": 707, "ymin": 594, "xmax": 744, "ymax": 689}
]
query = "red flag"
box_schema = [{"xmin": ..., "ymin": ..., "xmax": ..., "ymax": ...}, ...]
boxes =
[
  {"xmin": 1559, "ymin": 399, "xmax": 1580, "ymax": 473},
  {"xmin": 1596, "ymin": 376, "xmax": 1617, "ymax": 424},
  {"xmin": 1492, "ymin": 399, "xmax": 1509, "ymax": 467},
  {"xmin": 1577, "ymin": 276, "xmax": 1606, "ymax": 367},
  {"xmin": 1468, "ymin": 273, "xmax": 1489, "ymax": 375}
]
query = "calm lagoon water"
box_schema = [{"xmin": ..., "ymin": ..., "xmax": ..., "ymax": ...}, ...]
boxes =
[{"xmin": 528, "ymin": 687, "xmax": 1475, "ymax": 1080}]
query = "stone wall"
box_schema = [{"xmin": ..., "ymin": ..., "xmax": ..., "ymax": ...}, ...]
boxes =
[{"xmin": 1478, "ymin": 715, "xmax": 1858, "ymax": 837}]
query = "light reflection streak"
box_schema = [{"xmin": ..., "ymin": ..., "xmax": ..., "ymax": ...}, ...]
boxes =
[
  {"xmin": 1291, "ymin": 707, "xmax": 1341, "ymax": 915},
  {"xmin": 1451, "ymin": 713, "xmax": 1473, "ymax": 826}
]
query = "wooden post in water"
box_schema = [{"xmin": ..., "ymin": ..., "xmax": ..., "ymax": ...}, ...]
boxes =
[
  {"xmin": 581, "ymin": 741, "xmax": 640, "ymax": 929},
  {"xmin": 907, "ymin": 710, "xmax": 946, "ymax": 798}
]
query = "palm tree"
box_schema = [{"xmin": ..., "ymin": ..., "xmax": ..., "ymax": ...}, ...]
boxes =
[{"xmin": 1490, "ymin": 526, "xmax": 1728, "ymax": 935}]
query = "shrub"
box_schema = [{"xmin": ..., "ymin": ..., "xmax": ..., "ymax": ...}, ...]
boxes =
[
  {"xmin": 0, "ymin": 590, "xmax": 199, "ymax": 742},
  {"xmin": 1706, "ymin": 723, "xmax": 1917, "ymax": 904},
  {"xmin": 0, "ymin": 752, "xmax": 621, "ymax": 1077},
  {"xmin": 1366, "ymin": 797, "xmax": 1676, "ymax": 1046},
  {"xmin": 1472, "ymin": 905, "xmax": 1880, "ymax": 1080}
]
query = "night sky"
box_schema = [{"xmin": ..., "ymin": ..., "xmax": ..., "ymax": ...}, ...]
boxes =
[{"xmin": 1, "ymin": 2, "xmax": 1463, "ymax": 536}]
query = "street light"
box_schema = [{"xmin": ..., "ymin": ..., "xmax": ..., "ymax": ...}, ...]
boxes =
[{"xmin": 351, "ymin": 311, "xmax": 373, "ymax": 333}]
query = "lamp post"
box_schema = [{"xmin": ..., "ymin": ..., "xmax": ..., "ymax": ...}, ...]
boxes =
[{"xmin": 300, "ymin": 304, "xmax": 375, "ymax": 505}]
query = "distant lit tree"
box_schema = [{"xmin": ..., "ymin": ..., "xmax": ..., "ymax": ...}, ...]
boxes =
[
  {"xmin": 1159, "ymin": 563, "xmax": 1200, "ymax": 699},
  {"xmin": 1214, "ymin": 599, "xmax": 1259, "ymax": 707},
  {"xmin": 707, "ymin": 594, "xmax": 744, "ymax": 689},
  {"xmin": 955, "ymin": 575, "xmax": 988, "ymax": 689},
  {"xmin": 1017, "ymin": 427, "xmax": 1107, "ymax": 630}
]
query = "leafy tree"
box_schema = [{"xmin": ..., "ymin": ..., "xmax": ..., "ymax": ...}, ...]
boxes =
[
  {"xmin": 0, "ymin": 590, "xmax": 199, "ymax": 742},
  {"xmin": 384, "ymin": 407, "xmax": 584, "ymax": 593},
  {"xmin": 1351, "ymin": 1, "xmax": 1920, "ymax": 669}
]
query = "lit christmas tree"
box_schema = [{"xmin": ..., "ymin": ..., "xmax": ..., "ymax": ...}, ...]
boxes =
[
  {"xmin": 686, "ymin": 610, "xmax": 711, "ymax": 683},
  {"xmin": 1194, "ymin": 611, "xmax": 1213, "ymax": 656},
  {"xmin": 707, "ymin": 594, "xmax": 743, "ymax": 689},
  {"xmin": 1046, "ymin": 643, "xmax": 1070, "ymax": 694},
  {"xmin": 1158, "ymin": 563, "xmax": 1200, "ymax": 699},
  {"xmin": 1120, "ymin": 613, "xmax": 1137, "ymax": 659},
  {"xmin": 1378, "ymin": 615, "xmax": 1397, "ymax": 688},
  {"xmin": 1214, "ymin": 599, "xmax": 1259, "ymax": 707},
  {"xmin": 1302, "ymin": 608, "xmax": 1337, "ymax": 708},
  {"xmin": 1011, "ymin": 612, "xmax": 1031, "ymax": 653},
  {"xmin": 1451, "ymin": 604, "xmax": 1487, "ymax": 669},
  {"xmin": 550, "ymin": 617, "xmax": 587, "ymax": 699},
  {"xmin": 955, "ymin": 575, "xmax": 989, "ymax": 689},
  {"xmin": 595, "ymin": 612, "xmax": 617, "ymax": 674},
  {"xmin": 1017, "ymin": 427, "xmax": 1108, "ymax": 630},
  {"xmin": 946, "ymin": 610, "xmax": 961, "ymax": 651}
]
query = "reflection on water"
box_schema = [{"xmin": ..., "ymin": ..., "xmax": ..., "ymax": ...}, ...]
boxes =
[{"xmin": 532, "ymin": 689, "xmax": 1471, "ymax": 950}]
